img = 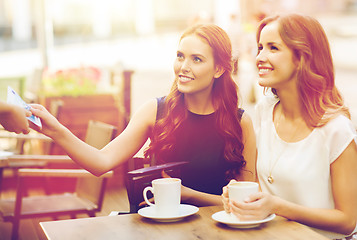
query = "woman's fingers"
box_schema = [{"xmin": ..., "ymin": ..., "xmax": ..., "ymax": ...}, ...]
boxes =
[
  {"xmin": 231, "ymin": 211, "xmax": 262, "ymax": 221},
  {"xmin": 231, "ymin": 203, "xmax": 264, "ymax": 221},
  {"xmin": 29, "ymin": 103, "xmax": 46, "ymax": 111},
  {"xmin": 222, "ymin": 186, "xmax": 229, "ymax": 197},
  {"xmin": 231, "ymin": 201, "xmax": 257, "ymax": 215},
  {"xmin": 222, "ymin": 192, "xmax": 231, "ymax": 213},
  {"xmin": 25, "ymin": 109, "xmax": 32, "ymax": 117},
  {"xmin": 228, "ymin": 179, "xmax": 237, "ymax": 184},
  {"xmin": 29, "ymin": 104, "xmax": 48, "ymax": 118},
  {"xmin": 161, "ymin": 170, "xmax": 171, "ymax": 178},
  {"xmin": 245, "ymin": 191, "xmax": 264, "ymax": 203},
  {"xmin": 229, "ymin": 193, "xmax": 271, "ymax": 221},
  {"xmin": 22, "ymin": 125, "xmax": 30, "ymax": 134},
  {"xmin": 222, "ymin": 186, "xmax": 231, "ymax": 213},
  {"xmin": 139, "ymin": 197, "xmax": 154, "ymax": 207},
  {"xmin": 222, "ymin": 179, "xmax": 237, "ymax": 213}
]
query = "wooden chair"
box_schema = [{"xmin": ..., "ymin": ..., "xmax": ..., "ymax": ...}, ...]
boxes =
[
  {"xmin": 0, "ymin": 120, "xmax": 117, "ymax": 240},
  {"xmin": 0, "ymin": 133, "xmax": 51, "ymax": 196},
  {"xmin": 0, "ymin": 119, "xmax": 116, "ymax": 192},
  {"xmin": 124, "ymin": 158, "xmax": 188, "ymax": 213},
  {"xmin": 0, "ymin": 99, "xmax": 63, "ymax": 180},
  {"xmin": 42, "ymin": 95, "xmax": 123, "ymax": 155}
]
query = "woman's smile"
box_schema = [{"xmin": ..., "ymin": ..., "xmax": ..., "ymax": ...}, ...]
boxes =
[
  {"xmin": 179, "ymin": 74, "xmax": 194, "ymax": 83},
  {"xmin": 257, "ymin": 65, "xmax": 273, "ymax": 77}
]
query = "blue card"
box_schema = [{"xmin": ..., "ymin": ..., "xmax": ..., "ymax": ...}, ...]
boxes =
[{"xmin": 7, "ymin": 86, "xmax": 42, "ymax": 127}]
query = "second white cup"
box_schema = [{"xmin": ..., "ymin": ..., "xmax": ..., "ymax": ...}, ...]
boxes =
[
  {"xmin": 228, "ymin": 181, "xmax": 259, "ymax": 221},
  {"xmin": 143, "ymin": 178, "xmax": 181, "ymax": 216}
]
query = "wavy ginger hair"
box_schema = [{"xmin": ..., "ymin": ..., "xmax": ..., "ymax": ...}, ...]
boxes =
[
  {"xmin": 145, "ymin": 24, "xmax": 246, "ymax": 177},
  {"xmin": 257, "ymin": 14, "xmax": 350, "ymax": 127}
]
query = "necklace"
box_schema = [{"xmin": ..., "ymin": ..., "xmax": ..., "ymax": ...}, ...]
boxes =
[
  {"xmin": 267, "ymin": 109, "xmax": 302, "ymax": 184},
  {"xmin": 267, "ymin": 142, "xmax": 289, "ymax": 184}
]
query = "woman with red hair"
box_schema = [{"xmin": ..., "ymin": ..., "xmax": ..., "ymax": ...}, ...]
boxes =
[
  {"xmin": 223, "ymin": 14, "xmax": 357, "ymax": 239},
  {"xmin": 30, "ymin": 24, "xmax": 257, "ymax": 206}
]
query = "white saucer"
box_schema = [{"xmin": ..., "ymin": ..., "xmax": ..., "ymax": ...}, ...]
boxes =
[
  {"xmin": 138, "ymin": 204, "xmax": 199, "ymax": 222},
  {"xmin": 212, "ymin": 211, "xmax": 276, "ymax": 229}
]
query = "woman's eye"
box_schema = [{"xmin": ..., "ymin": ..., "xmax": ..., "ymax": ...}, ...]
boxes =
[
  {"xmin": 193, "ymin": 56, "xmax": 202, "ymax": 62},
  {"xmin": 177, "ymin": 53, "xmax": 184, "ymax": 60},
  {"xmin": 271, "ymin": 45, "xmax": 278, "ymax": 50}
]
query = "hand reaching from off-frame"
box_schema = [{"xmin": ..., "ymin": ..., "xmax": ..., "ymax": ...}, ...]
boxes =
[{"xmin": 0, "ymin": 103, "xmax": 31, "ymax": 134}]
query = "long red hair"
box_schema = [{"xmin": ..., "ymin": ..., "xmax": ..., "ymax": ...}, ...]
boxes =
[
  {"xmin": 145, "ymin": 24, "xmax": 245, "ymax": 177},
  {"xmin": 257, "ymin": 14, "xmax": 350, "ymax": 127}
]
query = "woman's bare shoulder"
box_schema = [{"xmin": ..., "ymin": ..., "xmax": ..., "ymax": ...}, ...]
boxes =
[
  {"xmin": 240, "ymin": 111, "xmax": 256, "ymax": 140},
  {"xmin": 129, "ymin": 98, "xmax": 159, "ymax": 127},
  {"xmin": 240, "ymin": 111, "xmax": 254, "ymax": 129}
]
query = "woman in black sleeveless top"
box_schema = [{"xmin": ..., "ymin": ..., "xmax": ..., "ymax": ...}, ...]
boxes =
[
  {"xmin": 30, "ymin": 24, "xmax": 257, "ymax": 207},
  {"xmin": 144, "ymin": 24, "xmax": 257, "ymax": 206}
]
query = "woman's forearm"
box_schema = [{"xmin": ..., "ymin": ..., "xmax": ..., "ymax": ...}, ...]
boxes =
[
  {"xmin": 274, "ymin": 196, "xmax": 356, "ymax": 235},
  {"xmin": 183, "ymin": 187, "xmax": 223, "ymax": 207},
  {"xmin": 51, "ymin": 125, "xmax": 115, "ymax": 176},
  {"xmin": 29, "ymin": 102, "xmax": 154, "ymax": 177}
]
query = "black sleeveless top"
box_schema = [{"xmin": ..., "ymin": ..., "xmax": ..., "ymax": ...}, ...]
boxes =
[{"xmin": 155, "ymin": 97, "xmax": 244, "ymax": 195}]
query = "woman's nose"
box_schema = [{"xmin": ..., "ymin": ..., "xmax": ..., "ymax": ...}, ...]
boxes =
[
  {"xmin": 256, "ymin": 49, "xmax": 267, "ymax": 62},
  {"xmin": 181, "ymin": 60, "xmax": 190, "ymax": 73}
]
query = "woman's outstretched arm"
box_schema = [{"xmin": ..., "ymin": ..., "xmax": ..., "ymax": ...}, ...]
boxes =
[{"xmin": 30, "ymin": 99, "xmax": 157, "ymax": 176}]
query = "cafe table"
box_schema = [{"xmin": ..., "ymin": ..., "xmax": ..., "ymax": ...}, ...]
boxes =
[
  {"xmin": 40, "ymin": 205, "xmax": 329, "ymax": 240},
  {"xmin": 0, "ymin": 131, "xmax": 52, "ymax": 154}
]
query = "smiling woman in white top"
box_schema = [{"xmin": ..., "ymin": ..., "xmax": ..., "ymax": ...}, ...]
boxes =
[{"xmin": 222, "ymin": 14, "xmax": 357, "ymax": 239}]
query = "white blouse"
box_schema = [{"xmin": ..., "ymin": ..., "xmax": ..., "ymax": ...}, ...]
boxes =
[{"xmin": 255, "ymin": 96, "xmax": 357, "ymax": 239}]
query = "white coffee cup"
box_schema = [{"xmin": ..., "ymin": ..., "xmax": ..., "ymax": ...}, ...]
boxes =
[
  {"xmin": 143, "ymin": 178, "xmax": 181, "ymax": 216},
  {"xmin": 228, "ymin": 181, "xmax": 259, "ymax": 221}
]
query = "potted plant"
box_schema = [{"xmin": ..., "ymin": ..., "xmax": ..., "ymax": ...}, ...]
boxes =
[{"xmin": 39, "ymin": 66, "xmax": 124, "ymax": 154}]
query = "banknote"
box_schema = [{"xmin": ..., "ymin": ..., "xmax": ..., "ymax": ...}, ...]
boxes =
[{"xmin": 7, "ymin": 86, "xmax": 42, "ymax": 127}]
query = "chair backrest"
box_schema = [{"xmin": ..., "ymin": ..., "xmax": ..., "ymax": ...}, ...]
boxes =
[
  {"xmin": 49, "ymin": 99, "xmax": 64, "ymax": 119},
  {"xmin": 125, "ymin": 159, "xmax": 188, "ymax": 213},
  {"xmin": 76, "ymin": 120, "xmax": 117, "ymax": 207},
  {"xmin": 43, "ymin": 95, "xmax": 123, "ymax": 156},
  {"xmin": 84, "ymin": 120, "xmax": 118, "ymax": 149}
]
